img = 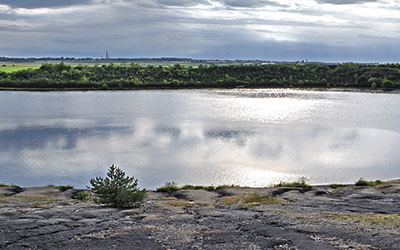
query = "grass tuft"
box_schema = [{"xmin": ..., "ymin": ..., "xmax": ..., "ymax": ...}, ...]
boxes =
[
  {"xmin": 330, "ymin": 184, "xmax": 346, "ymax": 189},
  {"xmin": 274, "ymin": 177, "xmax": 310, "ymax": 188}
]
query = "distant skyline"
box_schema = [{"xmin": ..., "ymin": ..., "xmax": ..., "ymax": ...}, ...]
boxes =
[{"xmin": 0, "ymin": 0, "xmax": 399, "ymax": 63}]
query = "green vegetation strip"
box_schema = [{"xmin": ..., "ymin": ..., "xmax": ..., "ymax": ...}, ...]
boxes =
[
  {"xmin": 156, "ymin": 182, "xmax": 245, "ymax": 193},
  {"xmin": 0, "ymin": 62, "xmax": 399, "ymax": 89},
  {"xmin": 0, "ymin": 66, "xmax": 39, "ymax": 73}
]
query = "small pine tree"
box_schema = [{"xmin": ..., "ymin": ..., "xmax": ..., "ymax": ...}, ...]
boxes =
[{"xmin": 90, "ymin": 165, "xmax": 146, "ymax": 208}]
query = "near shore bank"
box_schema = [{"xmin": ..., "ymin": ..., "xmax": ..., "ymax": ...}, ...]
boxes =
[{"xmin": 1, "ymin": 181, "xmax": 400, "ymax": 249}]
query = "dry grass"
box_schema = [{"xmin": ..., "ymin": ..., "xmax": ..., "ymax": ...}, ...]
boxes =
[
  {"xmin": 327, "ymin": 213, "xmax": 400, "ymax": 227},
  {"xmin": 167, "ymin": 200, "xmax": 194, "ymax": 207},
  {"xmin": 160, "ymin": 197, "xmax": 178, "ymax": 201},
  {"xmin": 222, "ymin": 193, "xmax": 284, "ymax": 207}
]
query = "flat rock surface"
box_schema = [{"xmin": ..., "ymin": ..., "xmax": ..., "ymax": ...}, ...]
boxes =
[{"xmin": 1, "ymin": 184, "xmax": 400, "ymax": 249}]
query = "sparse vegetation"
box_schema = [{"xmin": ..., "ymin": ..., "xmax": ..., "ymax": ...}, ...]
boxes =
[
  {"xmin": 355, "ymin": 178, "xmax": 383, "ymax": 187},
  {"xmin": 47, "ymin": 185, "xmax": 73, "ymax": 191},
  {"xmin": 156, "ymin": 182, "xmax": 180, "ymax": 193},
  {"xmin": 90, "ymin": 164, "xmax": 146, "ymax": 208},
  {"xmin": 274, "ymin": 177, "xmax": 311, "ymax": 188},
  {"xmin": 156, "ymin": 183, "xmax": 246, "ymax": 193},
  {"xmin": 215, "ymin": 184, "xmax": 244, "ymax": 190},
  {"xmin": 223, "ymin": 193, "xmax": 284, "ymax": 206},
  {"xmin": 330, "ymin": 184, "xmax": 346, "ymax": 189}
]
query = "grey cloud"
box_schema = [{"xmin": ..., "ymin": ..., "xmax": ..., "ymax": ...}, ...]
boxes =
[
  {"xmin": 218, "ymin": 0, "xmax": 285, "ymax": 8},
  {"xmin": 156, "ymin": 0, "xmax": 209, "ymax": 7},
  {"xmin": 0, "ymin": 0, "xmax": 94, "ymax": 9},
  {"xmin": 315, "ymin": 0, "xmax": 378, "ymax": 4}
]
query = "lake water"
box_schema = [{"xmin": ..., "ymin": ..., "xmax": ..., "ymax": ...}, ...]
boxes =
[{"xmin": 0, "ymin": 89, "xmax": 399, "ymax": 189}]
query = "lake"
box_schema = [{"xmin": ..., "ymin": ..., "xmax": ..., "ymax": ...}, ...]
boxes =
[{"xmin": 1, "ymin": 89, "xmax": 399, "ymax": 189}]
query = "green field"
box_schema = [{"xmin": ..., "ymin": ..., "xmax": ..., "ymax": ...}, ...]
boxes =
[{"xmin": 0, "ymin": 66, "xmax": 40, "ymax": 73}]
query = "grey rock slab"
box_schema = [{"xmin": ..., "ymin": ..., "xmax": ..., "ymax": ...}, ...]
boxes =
[
  {"xmin": 376, "ymin": 184, "xmax": 400, "ymax": 194},
  {"xmin": 278, "ymin": 190, "xmax": 303, "ymax": 201},
  {"xmin": 0, "ymin": 186, "xmax": 23, "ymax": 196},
  {"xmin": 174, "ymin": 189, "xmax": 219, "ymax": 202}
]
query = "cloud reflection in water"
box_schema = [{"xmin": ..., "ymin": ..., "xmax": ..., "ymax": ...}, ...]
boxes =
[{"xmin": 0, "ymin": 90, "xmax": 399, "ymax": 189}]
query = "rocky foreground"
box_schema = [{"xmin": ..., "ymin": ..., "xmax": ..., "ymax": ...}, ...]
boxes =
[{"xmin": 1, "ymin": 182, "xmax": 400, "ymax": 250}]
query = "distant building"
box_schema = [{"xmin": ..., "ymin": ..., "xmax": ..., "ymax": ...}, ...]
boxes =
[{"xmin": 106, "ymin": 51, "xmax": 110, "ymax": 59}]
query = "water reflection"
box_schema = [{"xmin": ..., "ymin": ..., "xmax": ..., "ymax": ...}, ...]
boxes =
[{"xmin": 0, "ymin": 90, "xmax": 399, "ymax": 189}]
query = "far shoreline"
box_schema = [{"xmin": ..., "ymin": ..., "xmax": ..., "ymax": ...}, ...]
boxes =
[{"xmin": 1, "ymin": 86, "xmax": 399, "ymax": 94}]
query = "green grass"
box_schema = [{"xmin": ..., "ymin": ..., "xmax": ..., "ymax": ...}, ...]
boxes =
[
  {"xmin": 274, "ymin": 177, "xmax": 311, "ymax": 188},
  {"xmin": 0, "ymin": 66, "xmax": 40, "ymax": 73},
  {"xmin": 355, "ymin": 178, "xmax": 383, "ymax": 187},
  {"xmin": 0, "ymin": 183, "xmax": 18, "ymax": 187}
]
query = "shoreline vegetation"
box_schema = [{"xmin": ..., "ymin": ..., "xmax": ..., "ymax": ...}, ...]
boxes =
[{"xmin": 0, "ymin": 62, "xmax": 399, "ymax": 90}]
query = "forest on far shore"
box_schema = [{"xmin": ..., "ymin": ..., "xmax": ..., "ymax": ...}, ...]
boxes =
[{"xmin": 0, "ymin": 62, "xmax": 399, "ymax": 89}]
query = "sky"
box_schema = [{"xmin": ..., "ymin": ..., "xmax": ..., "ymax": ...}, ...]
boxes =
[{"xmin": 0, "ymin": 0, "xmax": 399, "ymax": 62}]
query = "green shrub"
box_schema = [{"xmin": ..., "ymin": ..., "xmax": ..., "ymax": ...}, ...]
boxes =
[
  {"xmin": 156, "ymin": 182, "xmax": 179, "ymax": 193},
  {"xmin": 47, "ymin": 185, "xmax": 73, "ymax": 191},
  {"xmin": 355, "ymin": 178, "xmax": 383, "ymax": 187},
  {"xmin": 274, "ymin": 177, "xmax": 311, "ymax": 188},
  {"xmin": 101, "ymin": 83, "xmax": 109, "ymax": 90},
  {"xmin": 381, "ymin": 79, "xmax": 393, "ymax": 88},
  {"xmin": 90, "ymin": 165, "xmax": 146, "ymax": 208},
  {"xmin": 74, "ymin": 191, "xmax": 92, "ymax": 201}
]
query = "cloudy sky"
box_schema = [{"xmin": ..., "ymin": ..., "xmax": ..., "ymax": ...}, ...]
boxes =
[{"xmin": 0, "ymin": 0, "xmax": 399, "ymax": 62}]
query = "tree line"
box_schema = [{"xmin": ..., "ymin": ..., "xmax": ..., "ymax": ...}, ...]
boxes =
[{"xmin": 0, "ymin": 62, "xmax": 399, "ymax": 89}]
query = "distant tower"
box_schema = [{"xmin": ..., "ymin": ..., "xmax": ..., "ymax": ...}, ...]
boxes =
[{"xmin": 106, "ymin": 51, "xmax": 109, "ymax": 60}]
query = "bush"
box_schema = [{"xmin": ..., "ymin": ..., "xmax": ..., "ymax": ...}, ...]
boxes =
[
  {"xmin": 90, "ymin": 165, "xmax": 146, "ymax": 208},
  {"xmin": 355, "ymin": 178, "xmax": 383, "ymax": 187},
  {"xmin": 74, "ymin": 191, "xmax": 92, "ymax": 201},
  {"xmin": 156, "ymin": 182, "xmax": 179, "ymax": 193}
]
